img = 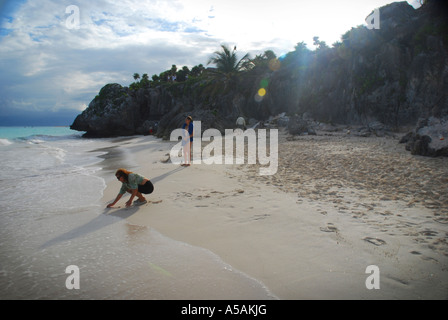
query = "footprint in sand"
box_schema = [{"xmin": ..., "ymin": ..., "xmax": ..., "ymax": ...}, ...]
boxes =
[
  {"xmin": 433, "ymin": 217, "xmax": 448, "ymax": 224},
  {"xmin": 253, "ymin": 214, "xmax": 269, "ymax": 221},
  {"xmin": 363, "ymin": 237, "xmax": 386, "ymax": 246},
  {"xmin": 419, "ymin": 230, "xmax": 438, "ymax": 239},
  {"xmin": 320, "ymin": 224, "xmax": 338, "ymax": 233},
  {"xmin": 318, "ymin": 210, "xmax": 328, "ymax": 215}
]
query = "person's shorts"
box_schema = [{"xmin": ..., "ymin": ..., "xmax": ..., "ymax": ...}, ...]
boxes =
[{"xmin": 138, "ymin": 180, "xmax": 154, "ymax": 194}]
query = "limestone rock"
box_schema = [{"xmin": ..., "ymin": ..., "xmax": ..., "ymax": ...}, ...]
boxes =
[{"xmin": 400, "ymin": 117, "xmax": 448, "ymax": 157}]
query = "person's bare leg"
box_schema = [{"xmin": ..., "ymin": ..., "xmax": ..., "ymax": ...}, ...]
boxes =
[
  {"xmin": 183, "ymin": 142, "xmax": 191, "ymax": 166},
  {"xmin": 127, "ymin": 190, "xmax": 146, "ymax": 202},
  {"xmin": 136, "ymin": 192, "xmax": 146, "ymax": 201}
]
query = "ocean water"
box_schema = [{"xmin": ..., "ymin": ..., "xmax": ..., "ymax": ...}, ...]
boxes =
[{"xmin": 0, "ymin": 127, "xmax": 275, "ymax": 299}]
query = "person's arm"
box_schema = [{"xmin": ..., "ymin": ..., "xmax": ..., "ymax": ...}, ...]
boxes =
[
  {"xmin": 107, "ymin": 193, "xmax": 123, "ymax": 208},
  {"xmin": 181, "ymin": 124, "xmax": 189, "ymax": 140}
]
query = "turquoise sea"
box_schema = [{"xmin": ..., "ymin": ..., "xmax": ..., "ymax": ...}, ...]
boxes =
[{"xmin": 0, "ymin": 126, "xmax": 78, "ymax": 141}]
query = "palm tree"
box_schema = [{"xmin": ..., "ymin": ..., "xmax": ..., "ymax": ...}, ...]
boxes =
[
  {"xmin": 140, "ymin": 73, "xmax": 150, "ymax": 86},
  {"xmin": 205, "ymin": 44, "xmax": 252, "ymax": 93},
  {"xmin": 191, "ymin": 64, "xmax": 205, "ymax": 77},
  {"xmin": 133, "ymin": 73, "xmax": 140, "ymax": 81},
  {"xmin": 249, "ymin": 50, "xmax": 278, "ymax": 69},
  {"xmin": 207, "ymin": 44, "xmax": 252, "ymax": 75}
]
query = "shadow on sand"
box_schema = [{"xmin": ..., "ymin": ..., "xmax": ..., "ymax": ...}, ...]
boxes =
[
  {"xmin": 39, "ymin": 206, "xmax": 139, "ymax": 250},
  {"xmin": 151, "ymin": 166, "xmax": 185, "ymax": 184},
  {"xmin": 39, "ymin": 167, "xmax": 185, "ymax": 250}
]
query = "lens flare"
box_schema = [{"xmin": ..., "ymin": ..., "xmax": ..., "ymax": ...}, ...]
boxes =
[
  {"xmin": 260, "ymin": 79, "xmax": 269, "ymax": 88},
  {"xmin": 268, "ymin": 58, "xmax": 281, "ymax": 71},
  {"xmin": 255, "ymin": 88, "xmax": 266, "ymax": 102}
]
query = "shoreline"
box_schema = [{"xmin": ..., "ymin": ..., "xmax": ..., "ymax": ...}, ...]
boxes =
[{"xmin": 101, "ymin": 131, "xmax": 448, "ymax": 299}]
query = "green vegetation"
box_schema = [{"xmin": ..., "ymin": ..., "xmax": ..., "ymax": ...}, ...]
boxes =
[
  {"xmin": 125, "ymin": 38, "xmax": 341, "ymax": 97},
  {"xmin": 128, "ymin": 62, "xmax": 205, "ymax": 91},
  {"xmin": 207, "ymin": 45, "xmax": 252, "ymax": 74}
]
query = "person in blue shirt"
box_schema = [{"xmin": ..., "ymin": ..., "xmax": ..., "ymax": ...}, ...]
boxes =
[
  {"xmin": 181, "ymin": 116, "xmax": 193, "ymax": 166},
  {"xmin": 106, "ymin": 168, "xmax": 154, "ymax": 208}
]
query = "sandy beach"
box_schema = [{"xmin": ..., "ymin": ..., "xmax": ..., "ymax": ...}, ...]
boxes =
[{"xmin": 102, "ymin": 129, "xmax": 448, "ymax": 299}]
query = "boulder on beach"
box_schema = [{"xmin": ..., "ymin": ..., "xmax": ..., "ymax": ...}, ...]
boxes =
[
  {"xmin": 287, "ymin": 115, "xmax": 316, "ymax": 136},
  {"xmin": 400, "ymin": 117, "xmax": 448, "ymax": 157}
]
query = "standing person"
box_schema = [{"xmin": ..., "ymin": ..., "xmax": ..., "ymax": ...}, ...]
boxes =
[
  {"xmin": 106, "ymin": 169, "xmax": 154, "ymax": 208},
  {"xmin": 181, "ymin": 116, "xmax": 194, "ymax": 166}
]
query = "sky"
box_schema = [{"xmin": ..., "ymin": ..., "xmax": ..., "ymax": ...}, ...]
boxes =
[{"xmin": 0, "ymin": 0, "xmax": 421, "ymax": 126}]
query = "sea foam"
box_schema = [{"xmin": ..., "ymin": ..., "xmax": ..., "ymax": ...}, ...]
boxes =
[{"xmin": 0, "ymin": 138, "xmax": 12, "ymax": 146}]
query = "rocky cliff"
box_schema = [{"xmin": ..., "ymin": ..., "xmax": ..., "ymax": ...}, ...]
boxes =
[
  {"xmin": 70, "ymin": 83, "xmax": 175, "ymax": 137},
  {"xmin": 256, "ymin": 1, "xmax": 448, "ymax": 126},
  {"xmin": 71, "ymin": 1, "xmax": 448, "ymax": 145}
]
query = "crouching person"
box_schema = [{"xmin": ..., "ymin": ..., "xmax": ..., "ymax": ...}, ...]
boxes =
[{"xmin": 107, "ymin": 168, "xmax": 154, "ymax": 208}]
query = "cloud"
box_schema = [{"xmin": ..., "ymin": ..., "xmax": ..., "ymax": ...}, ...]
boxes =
[
  {"xmin": 0, "ymin": 0, "xmax": 220, "ymax": 123},
  {"xmin": 0, "ymin": 0, "xmax": 420, "ymax": 125}
]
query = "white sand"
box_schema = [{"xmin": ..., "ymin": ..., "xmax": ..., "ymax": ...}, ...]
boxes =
[{"xmin": 102, "ymin": 131, "xmax": 448, "ymax": 299}]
